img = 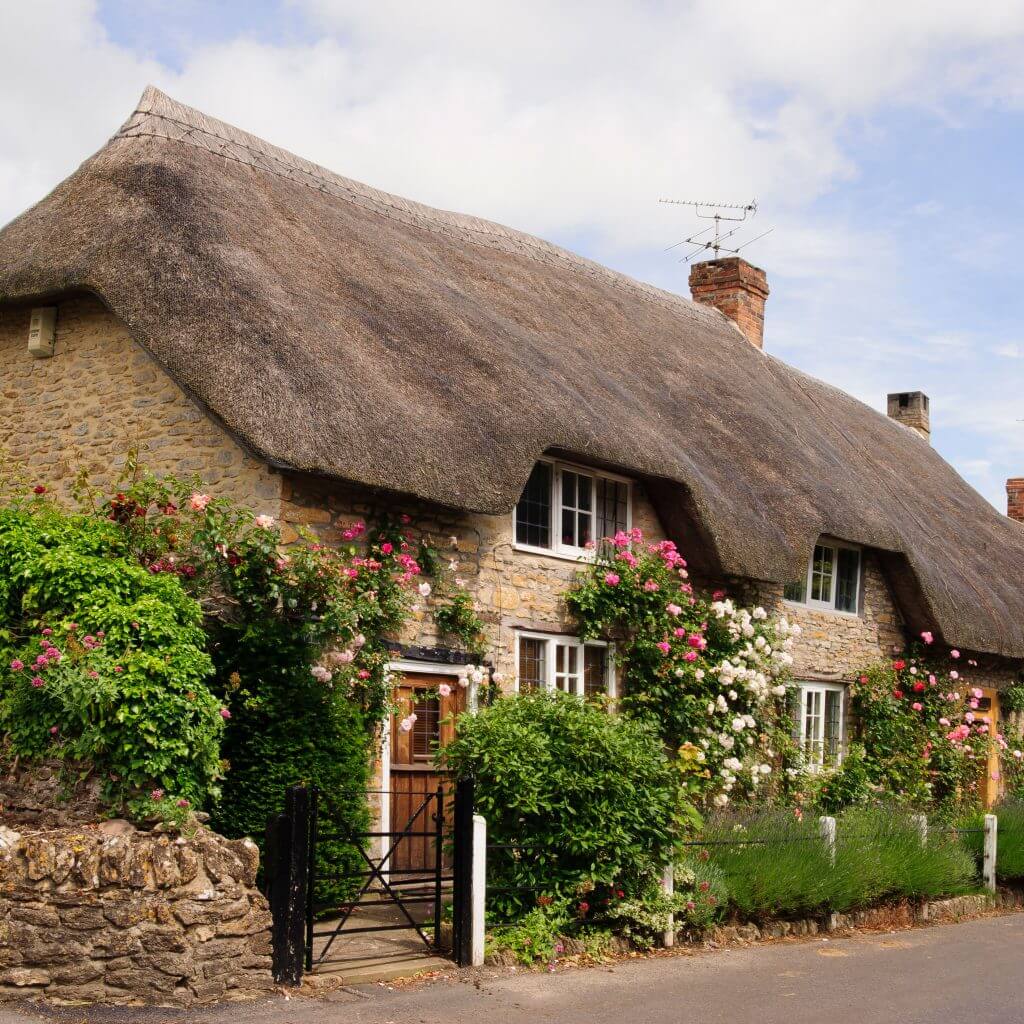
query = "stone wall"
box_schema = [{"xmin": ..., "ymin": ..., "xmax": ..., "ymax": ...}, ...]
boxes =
[
  {"xmin": 0, "ymin": 296, "xmax": 281, "ymax": 511},
  {"xmin": 0, "ymin": 823, "xmax": 273, "ymax": 1007}
]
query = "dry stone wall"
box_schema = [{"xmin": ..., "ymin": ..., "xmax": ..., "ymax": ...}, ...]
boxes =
[{"xmin": 0, "ymin": 823, "xmax": 273, "ymax": 1007}]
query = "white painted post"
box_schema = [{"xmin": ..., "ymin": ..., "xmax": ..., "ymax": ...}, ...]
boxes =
[
  {"xmin": 661, "ymin": 863, "xmax": 675, "ymax": 948},
  {"xmin": 819, "ymin": 816, "xmax": 836, "ymax": 866},
  {"xmin": 983, "ymin": 814, "xmax": 998, "ymax": 893},
  {"xmin": 912, "ymin": 813, "xmax": 928, "ymax": 848},
  {"xmin": 471, "ymin": 814, "xmax": 487, "ymax": 966}
]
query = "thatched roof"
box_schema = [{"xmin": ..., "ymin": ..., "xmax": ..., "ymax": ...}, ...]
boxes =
[{"xmin": 1, "ymin": 87, "xmax": 1023, "ymax": 657}]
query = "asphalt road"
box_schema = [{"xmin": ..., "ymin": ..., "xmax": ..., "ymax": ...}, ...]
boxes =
[{"xmin": 5, "ymin": 913, "xmax": 1023, "ymax": 1024}]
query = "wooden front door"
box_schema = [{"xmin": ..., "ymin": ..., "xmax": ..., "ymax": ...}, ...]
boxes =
[
  {"xmin": 976, "ymin": 687, "xmax": 1001, "ymax": 808},
  {"xmin": 389, "ymin": 673, "xmax": 464, "ymax": 872}
]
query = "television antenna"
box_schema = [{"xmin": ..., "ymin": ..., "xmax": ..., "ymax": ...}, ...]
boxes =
[{"xmin": 658, "ymin": 198, "xmax": 772, "ymax": 263}]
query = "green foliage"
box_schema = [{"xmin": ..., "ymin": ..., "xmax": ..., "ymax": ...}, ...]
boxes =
[
  {"xmin": 702, "ymin": 806, "xmax": 977, "ymax": 919},
  {"xmin": 443, "ymin": 690, "xmax": 695, "ymax": 921},
  {"xmin": 959, "ymin": 801, "xmax": 1024, "ymax": 881},
  {"xmin": 566, "ymin": 529, "xmax": 798, "ymax": 808},
  {"xmin": 811, "ymin": 743, "xmax": 876, "ymax": 815},
  {"xmin": 1000, "ymin": 684, "xmax": 1024, "ymax": 714},
  {"xmin": 433, "ymin": 591, "xmax": 486, "ymax": 657},
  {"xmin": 0, "ymin": 500, "xmax": 222, "ymax": 814},
  {"xmin": 851, "ymin": 643, "xmax": 992, "ymax": 810},
  {"xmin": 485, "ymin": 900, "xmax": 573, "ymax": 965}
]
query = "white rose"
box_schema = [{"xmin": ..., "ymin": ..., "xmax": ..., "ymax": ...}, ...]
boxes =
[
  {"xmin": 418, "ymin": 582, "xmax": 432, "ymax": 597},
  {"xmin": 732, "ymin": 717, "xmax": 745, "ymax": 732}
]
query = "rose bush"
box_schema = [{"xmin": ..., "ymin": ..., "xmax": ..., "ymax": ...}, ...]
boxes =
[{"xmin": 566, "ymin": 528, "xmax": 798, "ymax": 808}]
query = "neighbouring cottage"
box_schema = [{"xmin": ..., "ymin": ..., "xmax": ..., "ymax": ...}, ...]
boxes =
[{"xmin": 1, "ymin": 87, "xmax": 1023, "ymax": 839}]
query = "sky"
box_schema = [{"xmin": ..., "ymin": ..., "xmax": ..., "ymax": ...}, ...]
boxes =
[{"xmin": 2, "ymin": 1, "xmax": 1023, "ymax": 509}]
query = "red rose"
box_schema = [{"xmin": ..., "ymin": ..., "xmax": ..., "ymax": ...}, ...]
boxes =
[
  {"xmin": 913, "ymin": 681, "xmax": 925, "ymax": 692},
  {"xmin": 578, "ymin": 901, "xmax": 590, "ymax": 915},
  {"xmin": 33, "ymin": 485, "xmax": 46, "ymax": 495},
  {"xmin": 893, "ymin": 689, "xmax": 904, "ymax": 699},
  {"xmin": 892, "ymin": 659, "xmax": 906, "ymax": 671}
]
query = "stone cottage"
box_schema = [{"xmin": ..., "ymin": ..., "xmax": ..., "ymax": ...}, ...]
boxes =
[{"xmin": 2, "ymin": 87, "xmax": 1023, "ymax": 826}]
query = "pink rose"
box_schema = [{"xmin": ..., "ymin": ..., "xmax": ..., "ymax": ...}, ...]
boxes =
[
  {"xmin": 604, "ymin": 573, "xmax": 621, "ymax": 586},
  {"xmin": 950, "ymin": 649, "xmax": 960, "ymax": 659},
  {"xmin": 380, "ymin": 542, "xmax": 393, "ymax": 554},
  {"xmin": 920, "ymin": 631, "xmax": 933, "ymax": 644},
  {"xmin": 666, "ymin": 603, "xmax": 682, "ymax": 616},
  {"xmin": 30, "ymin": 677, "xmax": 44, "ymax": 688},
  {"xmin": 188, "ymin": 492, "xmax": 212, "ymax": 512},
  {"xmin": 220, "ymin": 707, "xmax": 231, "ymax": 719},
  {"xmin": 438, "ymin": 683, "xmax": 452, "ymax": 697},
  {"xmin": 9, "ymin": 659, "xmax": 23, "ymax": 671},
  {"xmin": 912, "ymin": 702, "xmax": 923, "ymax": 711},
  {"xmin": 683, "ymin": 651, "xmax": 699, "ymax": 662},
  {"xmin": 643, "ymin": 580, "xmax": 659, "ymax": 592},
  {"xmin": 656, "ymin": 641, "xmax": 671, "ymax": 655},
  {"xmin": 151, "ymin": 788, "xmax": 164, "ymax": 800}
]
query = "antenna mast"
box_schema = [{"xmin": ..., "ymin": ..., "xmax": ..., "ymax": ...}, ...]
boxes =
[{"xmin": 658, "ymin": 198, "xmax": 772, "ymax": 263}]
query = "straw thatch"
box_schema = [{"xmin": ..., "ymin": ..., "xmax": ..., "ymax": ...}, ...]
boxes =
[{"xmin": 1, "ymin": 87, "xmax": 1022, "ymax": 656}]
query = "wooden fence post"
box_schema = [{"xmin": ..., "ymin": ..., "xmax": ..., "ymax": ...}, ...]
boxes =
[
  {"xmin": 471, "ymin": 814, "xmax": 487, "ymax": 967},
  {"xmin": 984, "ymin": 813, "xmax": 998, "ymax": 893},
  {"xmin": 819, "ymin": 816, "xmax": 836, "ymax": 866},
  {"xmin": 661, "ymin": 862, "xmax": 675, "ymax": 948},
  {"xmin": 912, "ymin": 813, "xmax": 928, "ymax": 847}
]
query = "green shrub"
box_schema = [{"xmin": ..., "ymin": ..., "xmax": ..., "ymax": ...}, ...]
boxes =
[
  {"xmin": 0, "ymin": 503, "xmax": 222, "ymax": 813},
  {"xmin": 443, "ymin": 691, "xmax": 694, "ymax": 921},
  {"xmin": 813, "ymin": 743, "xmax": 875, "ymax": 814},
  {"xmin": 208, "ymin": 619, "xmax": 371, "ymax": 903},
  {"xmin": 959, "ymin": 801, "xmax": 1024, "ymax": 881},
  {"xmin": 701, "ymin": 806, "xmax": 977, "ymax": 919}
]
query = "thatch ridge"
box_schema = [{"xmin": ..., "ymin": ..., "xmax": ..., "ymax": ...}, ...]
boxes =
[{"xmin": 1, "ymin": 87, "xmax": 1022, "ymax": 657}]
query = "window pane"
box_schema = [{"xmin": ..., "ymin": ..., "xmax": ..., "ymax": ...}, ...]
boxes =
[
  {"xmin": 810, "ymin": 544, "xmax": 834, "ymax": 603},
  {"xmin": 804, "ymin": 689, "xmax": 823, "ymax": 765},
  {"xmin": 583, "ymin": 646, "xmax": 609, "ymax": 698},
  {"xmin": 596, "ymin": 478, "xmax": 629, "ymax": 544},
  {"xmin": 554, "ymin": 641, "xmax": 580, "ymax": 694},
  {"xmin": 559, "ymin": 470, "xmax": 593, "ymax": 549},
  {"xmin": 824, "ymin": 690, "xmax": 842, "ymax": 763},
  {"xmin": 518, "ymin": 637, "xmax": 547, "ymax": 691},
  {"xmin": 515, "ymin": 464, "xmax": 552, "ymax": 548},
  {"xmin": 835, "ymin": 548, "xmax": 860, "ymax": 612},
  {"xmin": 784, "ymin": 579, "xmax": 807, "ymax": 603},
  {"xmin": 411, "ymin": 697, "xmax": 440, "ymax": 760}
]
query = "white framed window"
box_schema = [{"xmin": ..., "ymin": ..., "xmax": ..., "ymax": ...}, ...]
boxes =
[
  {"xmin": 513, "ymin": 460, "xmax": 631, "ymax": 560},
  {"xmin": 514, "ymin": 631, "xmax": 616, "ymax": 699},
  {"xmin": 784, "ymin": 540, "xmax": 861, "ymax": 614},
  {"xmin": 794, "ymin": 681, "xmax": 845, "ymax": 769}
]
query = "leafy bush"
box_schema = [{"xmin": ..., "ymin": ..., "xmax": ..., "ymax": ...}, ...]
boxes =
[
  {"xmin": 0, "ymin": 501, "xmax": 223, "ymax": 813},
  {"xmin": 812, "ymin": 743, "xmax": 876, "ymax": 814},
  {"xmin": 701, "ymin": 806, "xmax": 977, "ymax": 919},
  {"xmin": 443, "ymin": 690, "xmax": 694, "ymax": 921}
]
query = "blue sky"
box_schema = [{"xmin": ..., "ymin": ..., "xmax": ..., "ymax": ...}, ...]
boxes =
[{"xmin": 3, "ymin": 2, "xmax": 1023, "ymax": 509}]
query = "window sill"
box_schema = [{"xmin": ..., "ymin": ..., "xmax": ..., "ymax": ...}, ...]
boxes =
[
  {"xmin": 783, "ymin": 599, "xmax": 861, "ymax": 620},
  {"xmin": 512, "ymin": 543, "xmax": 595, "ymax": 564}
]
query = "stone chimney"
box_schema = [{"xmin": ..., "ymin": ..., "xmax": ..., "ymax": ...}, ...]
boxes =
[
  {"xmin": 1008, "ymin": 478, "xmax": 1024, "ymax": 522},
  {"xmin": 689, "ymin": 257, "xmax": 769, "ymax": 349},
  {"xmin": 886, "ymin": 391, "xmax": 930, "ymax": 442}
]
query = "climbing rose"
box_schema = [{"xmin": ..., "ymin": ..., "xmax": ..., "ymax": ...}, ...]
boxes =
[
  {"xmin": 604, "ymin": 572, "xmax": 620, "ymax": 586},
  {"xmin": 188, "ymin": 492, "xmax": 212, "ymax": 511},
  {"xmin": 912, "ymin": 702, "xmax": 923, "ymax": 711},
  {"xmin": 950, "ymin": 649, "xmax": 961, "ymax": 659},
  {"xmin": 438, "ymin": 683, "xmax": 452, "ymax": 697},
  {"xmin": 666, "ymin": 603, "xmax": 682, "ymax": 616},
  {"xmin": 920, "ymin": 631, "xmax": 934, "ymax": 644},
  {"xmin": 656, "ymin": 641, "xmax": 671, "ymax": 654},
  {"xmin": 254, "ymin": 514, "xmax": 275, "ymax": 529},
  {"xmin": 151, "ymin": 789, "xmax": 164, "ymax": 800},
  {"xmin": 9, "ymin": 659, "xmax": 23, "ymax": 671},
  {"xmin": 219, "ymin": 707, "xmax": 231, "ymax": 719},
  {"xmin": 33, "ymin": 485, "xmax": 47, "ymax": 495},
  {"xmin": 380, "ymin": 542, "xmax": 393, "ymax": 554},
  {"xmin": 418, "ymin": 582, "xmax": 432, "ymax": 597}
]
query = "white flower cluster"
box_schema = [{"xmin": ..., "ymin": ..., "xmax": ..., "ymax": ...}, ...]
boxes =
[
  {"xmin": 699, "ymin": 603, "xmax": 800, "ymax": 808},
  {"xmin": 456, "ymin": 663, "xmax": 487, "ymax": 689}
]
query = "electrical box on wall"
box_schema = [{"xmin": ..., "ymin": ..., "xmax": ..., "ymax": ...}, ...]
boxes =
[{"xmin": 27, "ymin": 306, "xmax": 57, "ymax": 358}]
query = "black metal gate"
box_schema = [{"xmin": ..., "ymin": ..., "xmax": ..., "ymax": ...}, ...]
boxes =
[{"xmin": 266, "ymin": 778, "xmax": 475, "ymax": 984}]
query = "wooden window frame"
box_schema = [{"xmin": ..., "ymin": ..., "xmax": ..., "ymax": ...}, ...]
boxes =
[
  {"xmin": 513, "ymin": 630, "xmax": 616, "ymax": 698},
  {"xmin": 512, "ymin": 458, "xmax": 632, "ymax": 562},
  {"xmin": 795, "ymin": 681, "xmax": 845, "ymax": 770},
  {"xmin": 784, "ymin": 539, "xmax": 862, "ymax": 616}
]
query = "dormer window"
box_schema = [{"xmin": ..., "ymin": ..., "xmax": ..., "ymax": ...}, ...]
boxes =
[
  {"xmin": 514, "ymin": 459, "xmax": 631, "ymax": 558},
  {"xmin": 784, "ymin": 540, "xmax": 861, "ymax": 614}
]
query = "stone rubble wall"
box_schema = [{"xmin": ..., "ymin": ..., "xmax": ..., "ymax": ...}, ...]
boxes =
[{"xmin": 0, "ymin": 822, "xmax": 273, "ymax": 1007}]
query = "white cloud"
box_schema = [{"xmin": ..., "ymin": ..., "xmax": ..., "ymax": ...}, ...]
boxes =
[{"xmin": 2, "ymin": 0, "xmax": 1024, "ymax": 508}]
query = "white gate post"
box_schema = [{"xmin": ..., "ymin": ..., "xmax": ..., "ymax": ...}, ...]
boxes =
[
  {"xmin": 819, "ymin": 816, "xmax": 836, "ymax": 866},
  {"xmin": 984, "ymin": 814, "xmax": 998, "ymax": 893},
  {"xmin": 471, "ymin": 814, "xmax": 487, "ymax": 966},
  {"xmin": 662, "ymin": 862, "xmax": 675, "ymax": 948},
  {"xmin": 912, "ymin": 813, "xmax": 928, "ymax": 847}
]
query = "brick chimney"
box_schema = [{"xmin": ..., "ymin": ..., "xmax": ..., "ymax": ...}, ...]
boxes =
[
  {"xmin": 886, "ymin": 391, "xmax": 930, "ymax": 442},
  {"xmin": 689, "ymin": 257, "xmax": 769, "ymax": 349},
  {"xmin": 1008, "ymin": 478, "xmax": 1024, "ymax": 522}
]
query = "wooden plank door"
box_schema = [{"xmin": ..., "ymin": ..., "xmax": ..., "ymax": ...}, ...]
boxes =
[
  {"xmin": 389, "ymin": 673, "xmax": 464, "ymax": 872},
  {"xmin": 976, "ymin": 688, "xmax": 1001, "ymax": 808}
]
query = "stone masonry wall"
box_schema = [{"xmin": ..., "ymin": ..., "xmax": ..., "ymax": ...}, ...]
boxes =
[
  {"xmin": 0, "ymin": 296, "xmax": 281, "ymax": 511},
  {"xmin": 0, "ymin": 823, "xmax": 273, "ymax": 1007}
]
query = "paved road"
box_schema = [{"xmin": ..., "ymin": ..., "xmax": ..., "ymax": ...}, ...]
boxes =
[{"xmin": 5, "ymin": 914, "xmax": 1023, "ymax": 1024}]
